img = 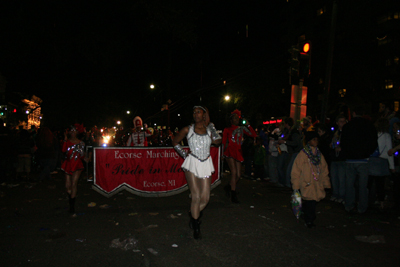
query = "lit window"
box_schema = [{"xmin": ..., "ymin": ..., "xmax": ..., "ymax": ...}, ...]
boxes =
[
  {"xmin": 385, "ymin": 79, "xmax": 393, "ymax": 89},
  {"xmin": 394, "ymin": 12, "xmax": 399, "ymax": 19},
  {"xmin": 395, "ymin": 101, "xmax": 399, "ymax": 112},
  {"xmin": 394, "ymin": 56, "xmax": 399, "ymax": 64}
]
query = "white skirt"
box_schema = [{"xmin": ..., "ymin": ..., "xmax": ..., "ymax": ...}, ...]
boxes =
[{"xmin": 181, "ymin": 155, "xmax": 215, "ymax": 179}]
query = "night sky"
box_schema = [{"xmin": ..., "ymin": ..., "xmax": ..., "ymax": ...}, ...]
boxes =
[{"xmin": 0, "ymin": 1, "xmax": 286, "ymax": 129}]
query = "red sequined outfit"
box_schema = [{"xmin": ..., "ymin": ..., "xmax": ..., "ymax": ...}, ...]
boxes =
[
  {"xmin": 222, "ymin": 125, "xmax": 256, "ymax": 162},
  {"xmin": 61, "ymin": 140, "xmax": 85, "ymax": 175}
]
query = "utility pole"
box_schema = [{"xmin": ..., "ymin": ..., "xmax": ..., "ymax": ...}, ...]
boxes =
[{"xmin": 321, "ymin": 0, "xmax": 338, "ymax": 123}]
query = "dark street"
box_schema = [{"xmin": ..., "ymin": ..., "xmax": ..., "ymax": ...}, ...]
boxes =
[{"xmin": 1, "ymin": 173, "xmax": 399, "ymax": 267}]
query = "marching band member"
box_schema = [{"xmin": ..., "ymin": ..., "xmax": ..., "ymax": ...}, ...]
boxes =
[
  {"xmin": 61, "ymin": 124, "xmax": 89, "ymax": 217},
  {"xmin": 173, "ymin": 106, "xmax": 222, "ymax": 239},
  {"xmin": 222, "ymin": 109, "xmax": 256, "ymax": 203},
  {"xmin": 126, "ymin": 116, "xmax": 152, "ymax": 147}
]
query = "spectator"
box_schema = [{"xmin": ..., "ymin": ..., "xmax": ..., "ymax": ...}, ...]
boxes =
[
  {"xmin": 368, "ymin": 118, "xmax": 394, "ymax": 210},
  {"xmin": 253, "ymin": 137, "xmax": 266, "ymax": 179},
  {"xmin": 276, "ymin": 121, "xmax": 289, "ymax": 187},
  {"xmin": 242, "ymin": 134, "xmax": 255, "ymax": 179},
  {"xmin": 301, "ymin": 116, "xmax": 313, "ymax": 134},
  {"xmin": 388, "ymin": 122, "xmax": 400, "ymax": 216},
  {"xmin": 258, "ymin": 126, "xmax": 270, "ymax": 179},
  {"xmin": 279, "ymin": 118, "xmax": 303, "ymax": 188},
  {"xmin": 329, "ymin": 115, "xmax": 347, "ymax": 204},
  {"xmin": 315, "ymin": 123, "xmax": 331, "ymax": 167},
  {"xmin": 340, "ymin": 106, "xmax": 377, "ymax": 214},
  {"xmin": 291, "ymin": 131, "xmax": 330, "ymax": 228},
  {"xmin": 268, "ymin": 131, "xmax": 281, "ymax": 186},
  {"xmin": 15, "ymin": 129, "xmax": 35, "ymax": 181},
  {"xmin": 36, "ymin": 127, "xmax": 58, "ymax": 181}
]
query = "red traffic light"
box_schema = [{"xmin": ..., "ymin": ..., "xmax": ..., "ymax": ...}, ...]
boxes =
[
  {"xmin": 13, "ymin": 109, "xmax": 17, "ymax": 113},
  {"xmin": 302, "ymin": 43, "xmax": 310, "ymax": 53}
]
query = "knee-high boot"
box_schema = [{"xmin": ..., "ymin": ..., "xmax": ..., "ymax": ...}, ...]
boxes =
[
  {"xmin": 188, "ymin": 210, "xmax": 202, "ymax": 229},
  {"xmin": 192, "ymin": 217, "xmax": 201, "ymax": 239}
]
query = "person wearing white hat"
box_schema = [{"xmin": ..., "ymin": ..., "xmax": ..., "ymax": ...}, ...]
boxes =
[{"xmin": 126, "ymin": 116, "xmax": 152, "ymax": 147}]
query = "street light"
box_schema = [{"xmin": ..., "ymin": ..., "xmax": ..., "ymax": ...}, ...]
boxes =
[
  {"xmin": 150, "ymin": 84, "xmax": 155, "ymax": 89},
  {"xmin": 117, "ymin": 121, "xmax": 121, "ymax": 125},
  {"xmin": 127, "ymin": 111, "xmax": 130, "ymax": 114},
  {"xmin": 224, "ymin": 95, "xmax": 230, "ymax": 101}
]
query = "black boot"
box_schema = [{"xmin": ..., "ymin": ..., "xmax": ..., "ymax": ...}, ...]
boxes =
[
  {"xmin": 231, "ymin": 190, "xmax": 240, "ymax": 204},
  {"xmin": 224, "ymin": 184, "xmax": 231, "ymax": 198},
  {"xmin": 192, "ymin": 217, "xmax": 201, "ymax": 240},
  {"xmin": 188, "ymin": 210, "xmax": 202, "ymax": 229}
]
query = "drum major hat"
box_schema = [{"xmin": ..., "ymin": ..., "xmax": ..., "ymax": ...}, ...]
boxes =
[{"xmin": 133, "ymin": 116, "xmax": 143, "ymax": 127}]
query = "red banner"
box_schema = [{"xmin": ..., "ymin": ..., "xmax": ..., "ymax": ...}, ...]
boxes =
[{"xmin": 92, "ymin": 147, "xmax": 221, "ymax": 197}]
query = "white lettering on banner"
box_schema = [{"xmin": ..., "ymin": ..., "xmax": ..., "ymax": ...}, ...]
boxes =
[
  {"xmin": 146, "ymin": 150, "xmax": 179, "ymax": 159},
  {"xmin": 114, "ymin": 151, "xmax": 142, "ymax": 159},
  {"xmin": 143, "ymin": 181, "xmax": 166, "ymax": 188},
  {"xmin": 168, "ymin": 180, "xmax": 175, "ymax": 186}
]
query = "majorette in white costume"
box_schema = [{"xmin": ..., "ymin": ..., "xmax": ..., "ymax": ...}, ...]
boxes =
[{"xmin": 181, "ymin": 124, "xmax": 216, "ymax": 178}]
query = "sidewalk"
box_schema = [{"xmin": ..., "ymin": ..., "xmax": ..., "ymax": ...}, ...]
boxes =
[{"xmin": 1, "ymin": 172, "xmax": 399, "ymax": 266}]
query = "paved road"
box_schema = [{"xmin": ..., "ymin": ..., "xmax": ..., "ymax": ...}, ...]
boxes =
[{"xmin": 1, "ymin": 172, "xmax": 399, "ymax": 267}]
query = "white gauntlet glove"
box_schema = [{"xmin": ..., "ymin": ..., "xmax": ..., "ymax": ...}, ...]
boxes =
[
  {"xmin": 174, "ymin": 144, "xmax": 188, "ymax": 159},
  {"xmin": 207, "ymin": 123, "xmax": 221, "ymax": 141}
]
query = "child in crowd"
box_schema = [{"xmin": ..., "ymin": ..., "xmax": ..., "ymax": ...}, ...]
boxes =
[
  {"xmin": 253, "ymin": 137, "xmax": 266, "ymax": 179},
  {"xmin": 291, "ymin": 131, "xmax": 331, "ymax": 228},
  {"xmin": 268, "ymin": 131, "xmax": 281, "ymax": 186}
]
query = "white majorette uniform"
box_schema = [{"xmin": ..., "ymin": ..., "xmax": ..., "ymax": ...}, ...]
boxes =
[{"xmin": 181, "ymin": 124, "xmax": 217, "ymax": 179}]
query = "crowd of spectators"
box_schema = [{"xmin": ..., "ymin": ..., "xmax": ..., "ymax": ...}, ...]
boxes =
[
  {"xmin": 1, "ymin": 102, "xmax": 400, "ymax": 219},
  {"xmin": 244, "ymin": 104, "xmax": 400, "ymax": 218}
]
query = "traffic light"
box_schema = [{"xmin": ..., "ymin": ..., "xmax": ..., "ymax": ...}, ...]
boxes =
[
  {"xmin": 242, "ymin": 119, "xmax": 247, "ymax": 125},
  {"xmin": 302, "ymin": 42, "xmax": 310, "ymax": 54},
  {"xmin": 299, "ymin": 41, "xmax": 311, "ymax": 79}
]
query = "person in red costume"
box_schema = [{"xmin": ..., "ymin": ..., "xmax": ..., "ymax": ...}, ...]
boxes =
[
  {"xmin": 61, "ymin": 124, "xmax": 89, "ymax": 217},
  {"xmin": 222, "ymin": 109, "xmax": 256, "ymax": 203}
]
